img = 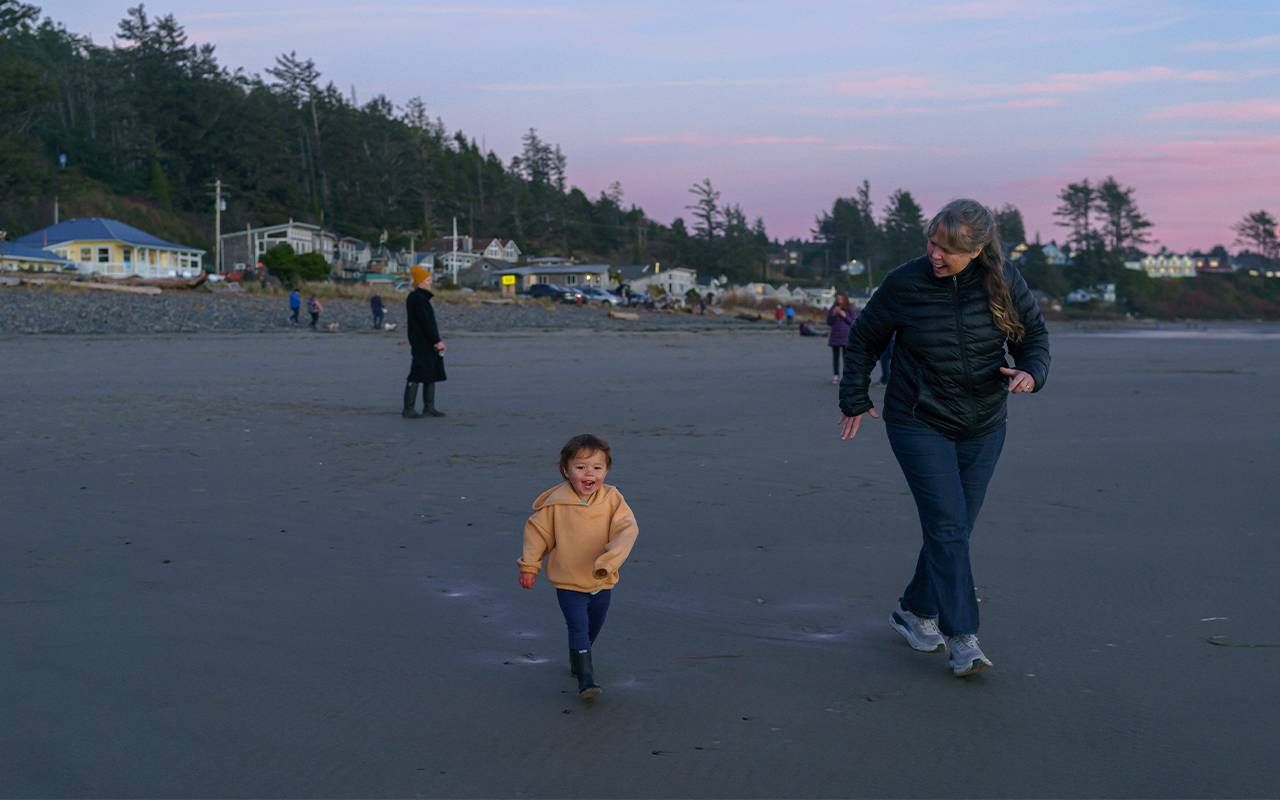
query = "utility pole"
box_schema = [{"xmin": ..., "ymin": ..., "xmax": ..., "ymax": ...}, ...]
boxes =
[
  {"xmin": 451, "ymin": 216, "xmax": 459, "ymax": 285},
  {"xmin": 54, "ymin": 153, "xmax": 67, "ymax": 225},
  {"xmin": 215, "ymin": 178, "xmax": 223, "ymax": 273}
]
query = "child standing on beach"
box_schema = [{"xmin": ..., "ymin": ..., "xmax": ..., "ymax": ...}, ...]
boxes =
[{"xmin": 518, "ymin": 434, "xmax": 639, "ymax": 702}]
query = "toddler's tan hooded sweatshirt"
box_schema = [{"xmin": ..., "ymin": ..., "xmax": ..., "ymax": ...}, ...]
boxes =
[{"xmin": 518, "ymin": 482, "xmax": 639, "ymax": 592}]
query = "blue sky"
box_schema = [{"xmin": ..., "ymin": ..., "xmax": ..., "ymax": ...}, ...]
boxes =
[{"xmin": 36, "ymin": 0, "xmax": 1280, "ymax": 250}]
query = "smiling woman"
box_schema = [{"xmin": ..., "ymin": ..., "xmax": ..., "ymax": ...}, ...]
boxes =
[{"xmin": 836, "ymin": 198, "xmax": 1051, "ymax": 678}]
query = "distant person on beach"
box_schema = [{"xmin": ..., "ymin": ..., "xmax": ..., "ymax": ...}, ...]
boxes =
[
  {"xmin": 518, "ymin": 434, "xmax": 639, "ymax": 703},
  {"xmin": 774, "ymin": 305, "xmax": 784, "ymax": 325},
  {"xmin": 838, "ymin": 198, "xmax": 1050, "ymax": 678},
  {"xmin": 799, "ymin": 320, "xmax": 820, "ymax": 337},
  {"xmin": 402, "ymin": 265, "xmax": 446, "ymax": 418},
  {"xmin": 307, "ymin": 295, "xmax": 322, "ymax": 330},
  {"xmin": 288, "ymin": 290, "xmax": 300, "ymax": 325},
  {"xmin": 785, "ymin": 305, "xmax": 795, "ymax": 325},
  {"xmin": 827, "ymin": 291, "xmax": 857, "ymax": 384},
  {"xmin": 370, "ymin": 293, "xmax": 384, "ymax": 330}
]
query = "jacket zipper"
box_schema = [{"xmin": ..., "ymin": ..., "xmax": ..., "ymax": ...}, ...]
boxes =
[{"xmin": 953, "ymin": 274, "xmax": 975, "ymax": 430}]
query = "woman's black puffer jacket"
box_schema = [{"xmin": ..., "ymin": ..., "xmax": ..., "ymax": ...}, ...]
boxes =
[{"xmin": 839, "ymin": 255, "xmax": 1050, "ymax": 439}]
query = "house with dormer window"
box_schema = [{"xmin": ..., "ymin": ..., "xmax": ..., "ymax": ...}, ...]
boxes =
[{"xmin": 474, "ymin": 238, "xmax": 522, "ymax": 262}]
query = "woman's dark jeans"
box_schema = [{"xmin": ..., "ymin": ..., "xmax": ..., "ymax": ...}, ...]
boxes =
[
  {"xmin": 556, "ymin": 588, "xmax": 612, "ymax": 651},
  {"xmin": 886, "ymin": 420, "xmax": 1006, "ymax": 637},
  {"xmin": 830, "ymin": 345, "xmax": 842, "ymax": 376}
]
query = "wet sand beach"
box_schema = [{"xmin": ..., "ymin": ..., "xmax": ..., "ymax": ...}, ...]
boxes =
[{"xmin": 1, "ymin": 326, "xmax": 1277, "ymax": 797}]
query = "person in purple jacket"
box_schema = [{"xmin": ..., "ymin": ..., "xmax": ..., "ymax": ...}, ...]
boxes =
[{"xmin": 826, "ymin": 291, "xmax": 857, "ymax": 384}]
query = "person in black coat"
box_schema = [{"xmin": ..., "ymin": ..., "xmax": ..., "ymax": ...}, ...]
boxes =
[
  {"xmin": 370, "ymin": 293, "xmax": 384, "ymax": 330},
  {"xmin": 403, "ymin": 266, "xmax": 447, "ymax": 418},
  {"xmin": 838, "ymin": 198, "xmax": 1050, "ymax": 678}
]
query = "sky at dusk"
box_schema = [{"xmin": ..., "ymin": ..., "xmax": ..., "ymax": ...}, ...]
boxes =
[{"xmin": 34, "ymin": 0, "xmax": 1280, "ymax": 252}]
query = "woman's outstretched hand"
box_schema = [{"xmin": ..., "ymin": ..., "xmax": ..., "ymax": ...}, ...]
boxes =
[
  {"xmin": 839, "ymin": 408, "xmax": 880, "ymax": 441},
  {"xmin": 999, "ymin": 367, "xmax": 1035, "ymax": 393}
]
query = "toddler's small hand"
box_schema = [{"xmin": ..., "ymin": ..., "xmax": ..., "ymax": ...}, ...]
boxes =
[{"xmin": 518, "ymin": 573, "xmax": 535, "ymax": 589}]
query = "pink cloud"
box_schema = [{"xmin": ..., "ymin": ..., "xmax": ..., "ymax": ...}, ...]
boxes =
[
  {"xmin": 975, "ymin": 66, "xmax": 1273, "ymax": 99},
  {"xmin": 1146, "ymin": 100, "xmax": 1280, "ymax": 122},
  {"xmin": 961, "ymin": 97, "xmax": 1062, "ymax": 111},
  {"xmin": 832, "ymin": 75, "xmax": 937, "ymax": 97},
  {"xmin": 1183, "ymin": 34, "xmax": 1280, "ymax": 53},
  {"xmin": 1012, "ymin": 66, "xmax": 1178, "ymax": 94},
  {"xmin": 796, "ymin": 106, "xmax": 935, "ymax": 119},
  {"xmin": 829, "ymin": 143, "xmax": 914, "ymax": 153},
  {"xmin": 621, "ymin": 134, "xmax": 824, "ymax": 146}
]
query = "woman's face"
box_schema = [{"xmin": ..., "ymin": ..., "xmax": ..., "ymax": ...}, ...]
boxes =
[{"xmin": 926, "ymin": 234, "xmax": 982, "ymax": 278}]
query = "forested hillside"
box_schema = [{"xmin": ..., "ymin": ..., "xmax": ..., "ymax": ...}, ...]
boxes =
[{"xmin": 0, "ymin": 2, "xmax": 780, "ymax": 281}]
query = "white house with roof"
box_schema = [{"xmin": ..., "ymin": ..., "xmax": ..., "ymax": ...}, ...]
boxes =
[
  {"xmin": 619, "ymin": 264, "xmax": 697, "ymax": 298},
  {"xmin": 1042, "ymin": 243, "xmax": 1070, "ymax": 266},
  {"xmin": 16, "ymin": 218, "xmax": 203, "ymax": 278},
  {"xmin": 219, "ymin": 220, "xmax": 366, "ymax": 273},
  {"xmin": 797, "ymin": 286, "xmax": 838, "ymax": 307},
  {"xmin": 338, "ymin": 236, "xmax": 371, "ymax": 271},
  {"xmin": 1127, "ymin": 253, "xmax": 1197, "ymax": 279},
  {"xmin": 474, "ymin": 237, "xmax": 521, "ymax": 262},
  {"xmin": 438, "ymin": 248, "xmax": 481, "ymax": 278}
]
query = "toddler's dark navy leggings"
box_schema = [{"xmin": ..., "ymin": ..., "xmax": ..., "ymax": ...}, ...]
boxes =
[{"xmin": 556, "ymin": 588, "xmax": 612, "ymax": 651}]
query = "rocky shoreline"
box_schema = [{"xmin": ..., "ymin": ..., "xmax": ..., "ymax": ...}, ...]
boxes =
[
  {"xmin": 4, "ymin": 285, "xmax": 1275, "ymax": 337},
  {"xmin": 0, "ymin": 286, "xmax": 762, "ymax": 336}
]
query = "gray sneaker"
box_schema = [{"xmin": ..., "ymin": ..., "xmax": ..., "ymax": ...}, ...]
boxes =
[
  {"xmin": 890, "ymin": 608, "xmax": 945, "ymax": 652},
  {"xmin": 946, "ymin": 634, "xmax": 993, "ymax": 677}
]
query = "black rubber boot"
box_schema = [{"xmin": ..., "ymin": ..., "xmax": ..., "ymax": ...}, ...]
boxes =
[
  {"xmin": 401, "ymin": 383, "xmax": 422, "ymax": 418},
  {"xmin": 423, "ymin": 383, "xmax": 445, "ymax": 417},
  {"xmin": 568, "ymin": 637, "xmax": 598, "ymax": 675},
  {"xmin": 569, "ymin": 649, "xmax": 601, "ymax": 702}
]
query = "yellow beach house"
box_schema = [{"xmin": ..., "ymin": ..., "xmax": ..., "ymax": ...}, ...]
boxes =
[{"xmin": 15, "ymin": 218, "xmax": 204, "ymax": 278}]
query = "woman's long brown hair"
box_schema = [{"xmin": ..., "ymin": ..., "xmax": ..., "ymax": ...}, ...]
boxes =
[{"xmin": 927, "ymin": 199, "xmax": 1025, "ymax": 342}]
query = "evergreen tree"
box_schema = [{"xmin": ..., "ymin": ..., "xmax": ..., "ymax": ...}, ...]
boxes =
[
  {"xmin": 994, "ymin": 203, "xmax": 1026, "ymax": 249},
  {"xmin": 1233, "ymin": 210, "xmax": 1278, "ymax": 261},
  {"xmin": 1053, "ymin": 180, "xmax": 1096, "ymax": 251},
  {"xmin": 686, "ymin": 178, "xmax": 722, "ymax": 240},
  {"xmin": 880, "ymin": 189, "xmax": 926, "ymax": 268},
  {"xmin": 1094, "ymin": 176, "xmax": 1151, "ymax": 255}
]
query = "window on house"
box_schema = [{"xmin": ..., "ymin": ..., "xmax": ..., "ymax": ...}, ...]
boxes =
[
  {"xmin": 122, "ymin": 248, "xmax": 132, "ymax": 263},
  {"xmin": 97, "ymin": 248, "xmax": 110, "ymax": 263},
  {"xmin": 80, "ymin": 248, "xmax": 91, "ymax": 262}
]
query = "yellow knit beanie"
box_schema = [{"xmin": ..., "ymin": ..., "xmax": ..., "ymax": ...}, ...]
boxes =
[{"xmin": 410, "ymin": 264, "xmax": 431, "ymax": 286}]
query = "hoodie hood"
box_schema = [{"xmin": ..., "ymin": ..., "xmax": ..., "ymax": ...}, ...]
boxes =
[{"xmin": 532, "ymin": 481, "xmax": 614, "ymax": 510}]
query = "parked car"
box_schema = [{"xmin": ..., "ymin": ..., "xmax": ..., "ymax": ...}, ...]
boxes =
[
  {"xmin": 524, "ymin": 282, "xmax": 582, "ymax": 303},
  {"xmin": 524, "ymin": 282, "xmax": 567, "ymax": 299},
  {"xmin": 580, "ymin": 287, "xmax": 620, "ymax": 306}
]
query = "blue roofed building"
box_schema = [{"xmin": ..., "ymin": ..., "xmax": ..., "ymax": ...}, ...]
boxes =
[
  {"xmin": 15, "ymin": 218, "xmax": 204, "ymax": 278},
  {"xmin": 0, "ymin": 240, "xmax": 74, "ymax": 272}
]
